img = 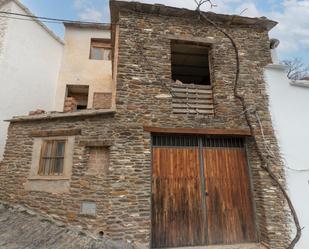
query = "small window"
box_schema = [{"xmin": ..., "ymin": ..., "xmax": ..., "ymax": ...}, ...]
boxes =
[
  {"xmin": 38, "ymin": 140, "xmax": 66, "ymax": 176},
  {"xmin": 66, "ymin": 85, "xmax": 89, "ymax": 111},
  {"xmin": 90, "ymin": 38, "xmax": 111, "ymax": 60},
  {"xmin": 171, "ymin": 40, "xmax": 211, "ymax": 85}
]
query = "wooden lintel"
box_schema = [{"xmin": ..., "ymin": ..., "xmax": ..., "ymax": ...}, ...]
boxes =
[
  {"xmin": 31, "ymin": 129, "xmax": 82, "ymax": 137},
  {"xmin": 143, "ymin": 126, "xmax": 252, "ymax": 136},
  {"xmin": 79, "ymin": 140, "xmax": 113, "ymax": 147}
]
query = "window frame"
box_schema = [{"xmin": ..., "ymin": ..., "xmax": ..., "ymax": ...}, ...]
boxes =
[
  {"xmin": 170, "ymin": 39, "xmax": 213, "ymax": 86},
  {"xmin": 89, "ymin": 38, "xmax": 112, "ymax": 61},
  {"xmin": 38, "ymin": 139, "xmax": 67, "ymax": 176}
]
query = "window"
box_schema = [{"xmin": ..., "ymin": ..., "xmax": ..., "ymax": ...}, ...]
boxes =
[
  {"xmin": 65, "ymin": 85, "xmax": 89, "ymax": 111},
  {"xmin": 87, "ymin": 147, "xmax": 109, "ymax": 175},
  {"xmin": 171, "ymin": 40, "xmax": 211, "ymax": 85},
  {"xmin": 90, "ymin": 39, "xmax": 111, "ymax": 60},
  {"xmin": 38, "ymin": 140, "xmax": 66, "ymax": 176}
]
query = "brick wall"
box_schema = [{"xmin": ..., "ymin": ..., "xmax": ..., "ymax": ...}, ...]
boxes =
[
  {"xmin": 0, "ymin": 5, "xmax": 291, "ymax": 249},
  {"xmin": 93, "ymin": 92, "xmax": 112, "ymax": 109}
]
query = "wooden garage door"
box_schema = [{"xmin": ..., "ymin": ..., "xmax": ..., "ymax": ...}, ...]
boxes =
[
  {"xmin": 151, "ymin": 135, "xmax": 257, "ymax": 248},
  {"xmin": 202, "ymin": 137, "xmax": 257, "ymax": 245}
]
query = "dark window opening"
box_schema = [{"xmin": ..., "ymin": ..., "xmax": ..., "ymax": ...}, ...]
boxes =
[
  {"xmin": 90, "ymin": 38, "xmax": 111, "ymax": 60},
  {"xmin": 171, "ymin": 41, "xmax": 211, "ymax": 85},
  {"xmin": 66, "ymin": 85, "xmax": 89, "ymax": 110}
]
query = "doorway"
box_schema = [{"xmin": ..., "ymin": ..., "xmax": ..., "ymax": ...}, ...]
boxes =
[{"xmin": 151, "ymin": 134, "xmax": 257, "ymax": 248}]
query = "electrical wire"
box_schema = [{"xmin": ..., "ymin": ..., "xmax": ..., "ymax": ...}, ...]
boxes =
[
  {"xmin": 0, "ymin": 14, "xmax": 63, "ymax": 24},
  {"xmin": 255, "ymin": 111, "xmax": 309, "ymax": 173},
  {"xmin": 0, "ymin": 10, "xmax": 110, "ymax": 25}
]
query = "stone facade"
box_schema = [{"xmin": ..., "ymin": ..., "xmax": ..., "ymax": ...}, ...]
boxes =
[{"xmin": 0, "ymin": 2, "xmax": 291, "ymax": 249}]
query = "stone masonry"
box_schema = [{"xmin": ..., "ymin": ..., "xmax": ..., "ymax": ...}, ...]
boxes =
[{"xmin": 0, "ymin": 1, "xmax": 291, "ymax": 249}]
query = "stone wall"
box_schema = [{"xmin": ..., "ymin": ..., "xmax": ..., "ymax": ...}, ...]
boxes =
[
  {"xmin": 0, "ymin": 6, "xmax": 291, "ymax": 249},
  {"xmin": 110, "ymin": 9, "xmax": 290, "ymax": 248},
  {"xmin": 0, "ymin": 114, "xmax": 115, "ymax": 235}
]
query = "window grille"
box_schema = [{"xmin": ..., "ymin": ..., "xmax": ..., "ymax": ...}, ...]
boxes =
[{"xmin": 152, "ymin": 134, "xmax": 244, "ymax": 148}]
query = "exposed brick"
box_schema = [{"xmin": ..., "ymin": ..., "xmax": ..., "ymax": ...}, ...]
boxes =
[
  {"xmin": 93, "ymin": 92, "xmax": 112, "ymax": 109},
  {"xmin": 64, "ymin": 97, "xmax": 77, "ymax": 112}
]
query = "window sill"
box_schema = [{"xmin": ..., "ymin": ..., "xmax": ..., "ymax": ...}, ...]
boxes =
[{"xmin": 28, "ymin": 176, "xmax": 70, "ymax": 181}]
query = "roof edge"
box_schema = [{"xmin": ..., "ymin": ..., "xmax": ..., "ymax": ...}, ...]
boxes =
[
  {"xmin": 10, "ymin": 0, "xmax": 64, "ymax": 44},
  {"xmin": 63, "ymin": 22, "xmax": 111, "ymax": 30},
  {"xmin": 110, "ymin": 0, "xmax": 278, "ymax": 31}
]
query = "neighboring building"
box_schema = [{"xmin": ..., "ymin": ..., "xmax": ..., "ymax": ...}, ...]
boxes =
[
  {"xmin": 0, "ymin": 1, "xmax": 293, "ymax": 249},
  {"xmin": 0, "ymin": 0, "xmax": 63, "ymax": 159},
  {"xmin": 265, "ymin": 45, "xmax": 309, "ymax": 249},
  {"xmin": 54, "ymin": 22, "xmax": 113, "ymax": 112}
]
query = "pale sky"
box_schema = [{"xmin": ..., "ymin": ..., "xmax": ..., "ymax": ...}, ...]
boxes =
[{"xmin": 19, "ymin": 0, "xmax": 309, "ymax": 64}]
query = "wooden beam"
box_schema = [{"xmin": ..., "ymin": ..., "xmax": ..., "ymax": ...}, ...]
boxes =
[
  {"xmin": 31, "ymin": 129, "xmax": 82, "ymax": 137},
  {"xmin": 79, "ymin": 140, "xmax": 113, "ymax": 147},
  {"xmin": 143, "ymin": 127, "xmax": 252, "ymax": 136},
  {"xmin": 171, "ymin": 52, "xmax": 209, "ymax": 57},
  {"xmin": 172, "ymin": 64, "xmax": 209, "ymax": 69}
]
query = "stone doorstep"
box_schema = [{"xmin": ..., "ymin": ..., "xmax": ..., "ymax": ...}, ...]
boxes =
[{"xmin": 155, "ymin": 243, "xmax": 266, "ymax": 249}]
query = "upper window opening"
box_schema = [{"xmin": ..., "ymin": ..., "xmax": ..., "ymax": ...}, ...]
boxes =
[
  {"xmin": 90, "ymin": 38, "xmax": 111, "ymax": 60},
  {"xmin": 66, "ymin": 85, "xmax": 89, "ymax": 110},
  {"xmin": 38, "ymin": 140, "xmax": 66, "ymax": 176},
  {"xmin": 171, "ymin": 41, "xmax": 211, "ymax": 85}
]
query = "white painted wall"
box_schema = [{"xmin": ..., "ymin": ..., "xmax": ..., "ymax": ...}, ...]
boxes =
[
  {"xmin": 0, "ymin": 1, "xmax": 63, "ymax": 159},
  {"xmin": 265, "ymin": 59, "xmax": 309, "ymax": 249},
  {"xmin": 54, "ymin": 25, "xmax": 112, "ymax": 111}
]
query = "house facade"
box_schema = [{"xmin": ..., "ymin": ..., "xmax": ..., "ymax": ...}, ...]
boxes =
[
  {"xmin": 54, "ymin": 22, "xmax": 113, "ymax": 112},
  {"xmin": 0, "ymin": 0, "xmax": 63, "ymax": 159},
  {"xmin": 265, "ymin": 50, "xmax": 309, "ymax": 249},
  {"xmin": 0, "ymin": 1, "xmax": 293, "ymax": 248}
]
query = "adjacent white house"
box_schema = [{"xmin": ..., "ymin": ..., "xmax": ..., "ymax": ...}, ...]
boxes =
[
  {"xmin": 265, "ymin": 42, "xmax": 309, "ymax": 249},
  {"xmin": 0, "ymin": 0, "xmax": 64, "ymax": 159}
]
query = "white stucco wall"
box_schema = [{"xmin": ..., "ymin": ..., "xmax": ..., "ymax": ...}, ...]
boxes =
[
  {"xmin": 0, "ymin": 1, "xmax": 63, "ymax": 159},
  {"xmin": 265, "ymin": 63, "xmax": 309, "ymax": 249},
  {"xmin": 54, "ymin": 25, "xmax": 113, "ymax": 111}
]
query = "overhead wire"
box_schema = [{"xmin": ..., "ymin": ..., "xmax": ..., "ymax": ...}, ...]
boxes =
[
  {"xmin": 0, "ymin": 10, "xmax": 110, "ymax": 25},
  {"xmin": 0, "ymin": 14, "xmax": 63, "ymax": 24}
]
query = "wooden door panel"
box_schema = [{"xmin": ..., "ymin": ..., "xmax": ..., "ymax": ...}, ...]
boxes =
[
  {"xmin": 203, "ymin": 148, "xmax": 257, "ymax": 245},
  {"xmin": 152, "ymin": 147, "xmax": 206, "ymax": 248}
]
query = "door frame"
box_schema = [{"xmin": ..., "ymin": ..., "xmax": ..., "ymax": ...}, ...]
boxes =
[{"xmin": 244, "ymin": 138, "xmax": 261, "ymax": 242}]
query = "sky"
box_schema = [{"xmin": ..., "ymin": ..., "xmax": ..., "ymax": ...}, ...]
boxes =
[{"xmin": 19, "ymin": 0, "xmax": 309, "ymax": 64}]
